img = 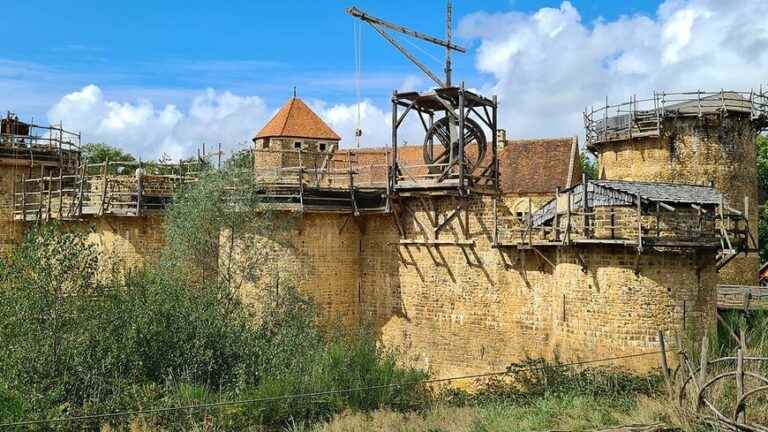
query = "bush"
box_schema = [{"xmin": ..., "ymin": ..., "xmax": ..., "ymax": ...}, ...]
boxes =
[{"xmin": 0, "ymin": 183, "xmax": 428, "ymax": 430}]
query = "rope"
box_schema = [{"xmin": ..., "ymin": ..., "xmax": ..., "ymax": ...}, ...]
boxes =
[
  {"xmin": 0, "ymin": 350, "xmax": 663, "ymax": 428},
  {"xmin": 353, "ymin": 21, "xmax": 363, "ymax": 148}
]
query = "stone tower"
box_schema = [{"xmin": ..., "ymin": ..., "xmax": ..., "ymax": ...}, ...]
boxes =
[
  {"xmin": 0, "ymin": 113, "xmax": 80, "ymax": 254},
  {"xmin": 585, "ymin": 91, "xmax": 768, "ymax": 285},
  {"xmin": 252, "ymin": 97, "xmax": 341, "ymax": 177}
]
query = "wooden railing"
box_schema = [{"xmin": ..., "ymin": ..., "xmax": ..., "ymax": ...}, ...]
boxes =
[
  {"xmin": 493, "ymin": 186, "xmax": 753, "ymax": 267},
  {"xmin": 584, "ymin": 89, "xmax": 768, "ymax": 146},
  {"xmin": 253, "ymin": 149, "xmax": 390, "ymax": 189},
  {"xmin": 12, "ymin": 160, "xmax": 198, "ymax": 221},
  {"xmin": 0, "ymin": 120, "xmax": 81, "ymax": 166}
]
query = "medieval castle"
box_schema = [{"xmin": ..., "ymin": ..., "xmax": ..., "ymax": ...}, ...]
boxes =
[{"xmin": 2, "ymin": 87, "xmax": 768, "ymax": 378}]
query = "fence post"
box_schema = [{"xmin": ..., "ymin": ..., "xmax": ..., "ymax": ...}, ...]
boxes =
[
  {"xmin": 58, "ymin": 168, "xmax": 63, "ymax": 219},
  {"xmin": 736, "ymin": 348, "xmax": 745, "ymax": 424},
  {"xmin": 658, "ymin": 331, "xmax": 671, "ymax": 390}
]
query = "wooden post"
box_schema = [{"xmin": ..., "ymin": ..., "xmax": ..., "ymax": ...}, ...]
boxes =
[
  {"xmin": 553, "ymin": 187, "xmax": 560, "ymax": 242},
  {"xmin": 298, "ymin": 150, "xmax": 304, "ymax": 208},
  {"xmin": 744, "ymin": 195, "xmax": 751, "ymax": 247},
  {"xmin": 99, "ymin": 159, "xmax": 108, "ymax": 216},
  {"xmin": 636, "ymin": 192, "xmax": 643, "ymax": 251},
  {"xmin": 136, "ymin": 160, "xmax": 143, "ymax": 217},
  {"xmin": 565, "ymin": 192, "xmax": 571, "ymax": 244},
  {"xmin": 57, "ymin": 168, "xmax": 63, "ymax": 219},
  {"xmin": 581, "ymin": 173, "xmax": 588, "ymax": 236},
  {"xmin": 21, "ymin": 174, "xmax": 26, "ymax": 221},
  {"xmin": 46, "ymin": 174, "xmax": 53, "ymax": 221},
  {"xmin": 658, "ymin": 331, "xmax": 672, "ymax": 394},
  {"xmin": 391, "ymin": 91, "xmax": 398, "ymax": 189},
  {"xmin": 528, "ymin": 198, "xmax": 532, "ymax": 245},
  {"xmin": 77, "ymin": 163, "xmax": 85, "ymax": 216},
  {"xmin": 656, "ymin": 202, "xmax": 661, "ymax": 238},
  {"xmin": 736, "ymin": 348, "xmax": 745, "ymax": 424},
  {"xmin": 348, "ymin": 150, "xmax": 358, "ymax": 216},
  {"xmin": 698, "ymin": 331, "xmax": 709, "ymax": 389},
  {"xmin": 37, "ymin": 174, "xmax": 44, "ymax": 222},
  {"xmin": 458, "ymin": 82, "xmax": 466, "ymax": 191},
  {"xmin": 493, "ymin": 95, "xmax": 499, "ymax": 193},
  {"xmin": 385, "ymin": 149, "xmax": 391, "ymax": 213}
]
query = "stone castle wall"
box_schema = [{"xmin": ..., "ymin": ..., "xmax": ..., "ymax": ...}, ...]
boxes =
[
  {"xmin": 595, "ymin": 115, "xmax": 760, "ymax": 285},
  {"xmin": 75, "ymin": 216, "xmax": 166, "ymax": 272},
  {"xmin": 354, "ymin": 195, "xmax": 716, "ymax": 377},
  {"xmin": 0, "ymin": 166, "xmax": 23, "ymax": 255},
  {"xmin": 221, "ymin": 212, "xmax": 363, "ymax": 327}
]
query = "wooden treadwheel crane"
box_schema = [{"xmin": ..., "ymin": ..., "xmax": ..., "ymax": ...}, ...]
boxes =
[{"xmin": 347, "ymin": 3, "xmax": 498, "ymax": 195}]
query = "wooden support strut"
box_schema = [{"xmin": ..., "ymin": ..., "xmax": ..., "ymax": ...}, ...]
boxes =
[
  {"xmin": 435, "ymin": 199, "xmax": 467, "ymax": 235},
  {"xmin": 636, "ymin": 192, "xmax": 643, "ymax": 252},
  {"xmin": 20, "ymin": 174, "xmax": 26, "ymax": 221},
  {"xmin": 136, "ymin": 161, "xmax": 143, "ymax": 217},
  {"xmin": 99, "ymin": 159, "xmax": 109, "ymax": 216},
  {"xmin": 57, "ymin": 168, "xmax": 63, "ymax": 219},
  {"xmin": 77, "ymin": 163, "xmax": 85, "ymax": 217},
  {"xmin": 553, "ymin": 187, "xmax": 560, "ymax": 242}
]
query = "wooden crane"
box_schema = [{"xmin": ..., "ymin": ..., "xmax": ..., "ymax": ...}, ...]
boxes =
[{"xmin": 346, "ymin": 2, "xmax": 466, "ymax": 88}]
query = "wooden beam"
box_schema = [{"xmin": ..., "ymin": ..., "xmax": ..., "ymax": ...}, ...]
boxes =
[
  {"xmin": 435, "ymin": 199, "xmax": 467, "ymax": 234},
  {"xmin": 532, "ymin": 247, "xmax": 555, "ymax": 269},
  {"xmin": 399, "ymin": 239, "xmax": 474, "ymax": 246}
]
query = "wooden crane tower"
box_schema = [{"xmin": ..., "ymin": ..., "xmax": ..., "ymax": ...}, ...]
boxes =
[{"xmin": 347, "ymin": 2, "xmax": 499, "ymax": 196}]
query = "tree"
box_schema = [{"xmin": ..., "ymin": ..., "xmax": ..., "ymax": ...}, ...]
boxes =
[
  {"xmin": 580, "ymin": 150, "xmax": 598, "ymax": 180},
  {"xmin": 757, "ymin": 135, "xmax": 768, "ymax": 261},
  {"xmin": 81, "ymin": 143, "xmax": 136, "ymax": 164}
]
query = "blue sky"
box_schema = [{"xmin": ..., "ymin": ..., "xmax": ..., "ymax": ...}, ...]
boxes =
[
  {"xmin": 3, "ymin": 0, "xmax": 766, "ymax": 159},
  {"xmin": 1, "ymin": 1, "xmax": 660, "ymax": 118}
]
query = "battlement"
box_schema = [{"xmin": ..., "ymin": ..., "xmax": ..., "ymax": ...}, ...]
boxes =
[{"xmin": 584, "ymin": 90, "xmax": 768, "ymax": 149}]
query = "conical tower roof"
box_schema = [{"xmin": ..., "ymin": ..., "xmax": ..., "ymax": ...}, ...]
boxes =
[{"xmin": 255, "ymin": 97, "xmax": 340, "ymax": 141}]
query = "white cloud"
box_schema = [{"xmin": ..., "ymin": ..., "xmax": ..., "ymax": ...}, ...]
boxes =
[
  {"xmin": 311, "ymin": 99, "xmax": 423, "ymax": 149},
  {"xmin": 459, "ymin": 0, "xmax": 768, "ymax": 142},
  {"xmin": 48, "ymin": 85, "xmax": 268, "ymax": 160},
  {"xmin": 42, "ymin": 0, "xmax": 768, "ymax": 159}
]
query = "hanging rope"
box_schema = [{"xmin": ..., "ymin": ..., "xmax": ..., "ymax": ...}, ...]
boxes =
[{"xmin": 353, "ymin": 20, "xmax": 363, "ymax": 148}]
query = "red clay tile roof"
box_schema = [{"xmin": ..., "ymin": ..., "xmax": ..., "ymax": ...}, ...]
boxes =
[
  {"xmin": 255, "ymin": 97, "xmax": 341, "ymax": 141},
  {"xmin": 499, "ymin": 137, "xmax": 581, "ymax": 194}
]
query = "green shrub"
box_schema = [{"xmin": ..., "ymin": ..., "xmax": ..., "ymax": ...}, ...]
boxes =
[{"xmin": 0, "ymin": 172, "xmax": 429, "ymax": 430}]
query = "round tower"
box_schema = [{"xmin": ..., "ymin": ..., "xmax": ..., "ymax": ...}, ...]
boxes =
[
  {"xmin": 0, "ymin": 112, "xmax": 80, "ymax": 254},
  {"xmin": 585, "ymin": 90, "xmax": 768, "ymax": 285}
]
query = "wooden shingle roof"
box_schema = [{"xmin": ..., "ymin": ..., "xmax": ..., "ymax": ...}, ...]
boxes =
[{"xmin": 255, "ymin": 97, "xmax": 340, "ymax": 141}]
